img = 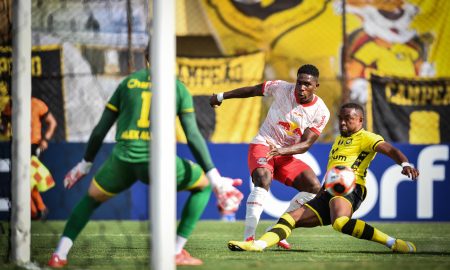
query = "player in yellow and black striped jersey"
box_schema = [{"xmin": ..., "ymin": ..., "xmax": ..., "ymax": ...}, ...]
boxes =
[{"xmin": 228, "ymin": 103, "xmax": 420, "ymax": 254}]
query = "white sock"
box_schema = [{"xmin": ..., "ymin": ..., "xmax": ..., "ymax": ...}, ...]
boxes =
[
  {"xmin": 244, "ymin": 187, "xmax": 268, "ymax": 240},
  {"xmin": 54, "ymin": 236, "xmax": 73, "ymax": 260},
  {"xmin": 386, "ymin": 237, "xmax": 396, "ymax": 248},
  {"xmin": 175, "ymin": 235, "xmax": 188, "ymax": 255},
  {"xmin": 285, "ymin": 192, "xmax": 316, "ymax": 212},
  {"xmin": 254, "ymin": 240, "xmax": 268, "ymax": 249}
]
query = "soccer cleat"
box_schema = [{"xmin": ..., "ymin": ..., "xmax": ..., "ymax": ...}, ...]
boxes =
[
  {"xmin": 245, "ymin": 236, "xmax": 255, "ymax": 242},
  {"xmin": 175, "ymin": 249, "xmax": 203, "ymax": 266},
  {"xmin": 277, "ymin": 239, "xmax": 291, "ymax": 250},
  {"xmin": 391, "ymin": 239, "xmax": 416, "ymax": 253},
  {"xmin": 47, "ymin": 254, "xmax": 67, "ymax": 268},
  {"xmin": 228, "ymin": 240, "xmax": 263, "ymax": 252}
]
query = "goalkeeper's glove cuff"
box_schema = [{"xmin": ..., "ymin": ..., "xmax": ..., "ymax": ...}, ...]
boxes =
[
  {"xmin": 80, "ymin": 159, "xmax": 93, "ymax": 173},
  {"xmin": 206, "ymin": 168, "xmax": 222, "ymax": 189}
]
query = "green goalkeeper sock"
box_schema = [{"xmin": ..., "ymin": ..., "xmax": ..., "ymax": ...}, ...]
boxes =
[
  {"xmin": 177, "ymin": 183, "xmax": 212, "ymax": 238},
  {"xmin": 63, "ymin": 194, "xmax": 101, "ymax": 241}
]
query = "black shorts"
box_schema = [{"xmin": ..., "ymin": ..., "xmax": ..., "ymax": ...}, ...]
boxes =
[{"xmin": 304, "ymin": 184, "xmax": 367, "ymax": 226}]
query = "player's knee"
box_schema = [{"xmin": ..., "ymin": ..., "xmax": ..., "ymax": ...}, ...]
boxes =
[
  {"xmin": 293, "ymin": 171, "xmax": 321, "ymax": 193},
  {"xmin": 251, "ymin": 168, "xmax": 271, "ymax": 190},
  {"xmin": 193, "ymin": 175, "xmax": 212, "ymax": 192},
  {"xmin": 332, "ymin": 216, "xmax": 350, "ymax": 232},
  {"xmin": 309, "ymin": 181, "xmax": 321, "ymax": 193},
  {"xmin": 88, "ymin": 183, "xmax": 113, "ymax": 202}
]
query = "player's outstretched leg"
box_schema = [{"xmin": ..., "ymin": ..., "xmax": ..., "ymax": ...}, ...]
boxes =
[
  {"xmin": 228, "ymin": 213, "xmax": 296, "ymax": 252},
  {"xmin": 332, "ymin": 216, "xmax": 416, "ymax": 253},
  {"xmin": 48, "ymin": 194, "xmax": 102, "ymax": 268},
  {"xmin": 270, "ymin": 192, "xmax": 315, "ymax": 249}
]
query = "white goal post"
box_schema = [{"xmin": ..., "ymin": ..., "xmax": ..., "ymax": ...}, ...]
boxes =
[
  {"xmin": 150, "ymin": 1, "xmax": 176, "ymax": 270},
  {"xmin": 10, "ymin": 0, "xmax": 32, "ymax": 265}
]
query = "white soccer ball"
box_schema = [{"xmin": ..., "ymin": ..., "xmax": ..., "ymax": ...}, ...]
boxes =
[{"xmin": 324, "ymin": 165, "xmax": 356, "ymax": 196}]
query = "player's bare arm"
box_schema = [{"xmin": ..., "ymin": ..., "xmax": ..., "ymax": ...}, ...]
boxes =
[
  {"xmin": 266, "ymin": 128, "xmax": 319, "ymax": 160},
  {"xmin": 209, "ymin": 83, "xmax": 264, "ymax": 107},
  {"xmin": 40, "ymin": 112, "xmax": 57, "ymax": 151},
  {"xmin": 375, "ymin": 141, "xmax": 419, "ymax": 180}
]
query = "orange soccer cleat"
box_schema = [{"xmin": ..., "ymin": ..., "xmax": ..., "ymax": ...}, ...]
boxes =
[
  {"xmin": 47, "ymin": 254, "xmax": 67, "ymax": 268},
  {"xmin": 175, "ymin": 249, "xmax": 203, "ymax": 266}
]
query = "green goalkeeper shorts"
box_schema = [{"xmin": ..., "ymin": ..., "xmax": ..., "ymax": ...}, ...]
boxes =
[{"xmin": 94, "ymin": 153, "xmax": 204, "ymax": 196}]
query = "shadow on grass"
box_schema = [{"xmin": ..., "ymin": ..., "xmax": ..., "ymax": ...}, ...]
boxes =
[{"xmin": 266, "ymin": 249, "xmax": 450, "ymax": 256}]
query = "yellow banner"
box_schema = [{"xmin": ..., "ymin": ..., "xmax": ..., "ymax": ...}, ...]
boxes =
[
  {"xmin": 199, "ymin": 0, "xmax": 450, "ymax": 141},
  {"xmin": 176, "ymin": 52, "xmax": 265, "ymax": 95},
  {"xmin": 175, "ymin": 52, "xmax": 265, "ymax": 143}
]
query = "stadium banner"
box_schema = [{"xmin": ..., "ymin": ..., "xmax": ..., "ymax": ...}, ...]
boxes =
[
  {"xmin": 368, "ymin": 74, "xmax": 450, "ymax": 144},
  {"xmin": 0, "ymin": 45, "xmax": 65, "ymax": 141},
  {"xmin": 198, "ymin": 0, "xmax": 450, "ymax": 139},
  {"xmin": 176, "ymin": 52, "xmax": 265, "ymax": 143},
  {"xmin": 18, "ymin": 142, "xmax": 449, "ymax": 222},
  {"xmin": 198, "ymin": 0, "xmax": 450, "ymax": 79}
]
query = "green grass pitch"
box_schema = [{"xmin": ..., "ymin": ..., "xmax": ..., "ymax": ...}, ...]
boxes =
[{"xmin": 1, "ymin": 220, "xmax": 450, "ymax": 269}]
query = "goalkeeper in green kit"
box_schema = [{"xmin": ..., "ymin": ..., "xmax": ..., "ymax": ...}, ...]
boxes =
[{"xmin": 48, "ymin": 51, "xmax": 243, "ymax": 268}]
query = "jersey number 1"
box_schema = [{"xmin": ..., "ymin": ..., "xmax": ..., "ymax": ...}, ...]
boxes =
[{"xmin": 137, "ymin": 92, "xmax": 152, "ymax": 128}]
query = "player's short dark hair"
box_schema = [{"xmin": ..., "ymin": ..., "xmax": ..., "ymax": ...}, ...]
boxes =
[
  {"xmin": 341, "ymin": 102, "xmax": 364, "ymax": 117},
  {"xmin": 297, "ymin": 64, "xmax": 319, "ymax": 79}
]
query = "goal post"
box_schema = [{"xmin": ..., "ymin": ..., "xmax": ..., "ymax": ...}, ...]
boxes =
[
  {"xmin": 10, "ymin": 0, "xmax": 32, "ymax": 264},
  {"xmin": 150, "ymin": 0, "xmax": 176, "ymax": 270}
]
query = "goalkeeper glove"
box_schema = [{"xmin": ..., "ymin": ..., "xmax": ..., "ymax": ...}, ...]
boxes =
[
  {"xmin": 64, "ymin": 159, "xmax": 93, "ymax": 189},
  {"xmin": 206, "ymin": 168, "xmax": 244, "ymax": 214}
]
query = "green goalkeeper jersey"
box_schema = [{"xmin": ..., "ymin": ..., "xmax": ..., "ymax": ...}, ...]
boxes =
[
  {"xmin": 106, "ymin": 68, "xmax": 151, "ymax": 162},
  {"xmin": 90, "ymin": 68, "xmax": 214, "ymax": 171}
]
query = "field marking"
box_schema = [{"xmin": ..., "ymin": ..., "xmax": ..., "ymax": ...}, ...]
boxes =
[
  {"xmin": 32, "ymin": 233, "xmax": 150, "ymax": 237},
  {"xmin": 32, "ymin": 233, "xmax": 450, "ymax": 240}
]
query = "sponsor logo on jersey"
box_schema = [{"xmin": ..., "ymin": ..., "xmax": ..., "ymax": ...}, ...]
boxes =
[
  {"xmin": 120, "ymin": 129, "xmax": 150, "ymax": 140},
  {"xmin": 127, "ymin": 79, "xmax": 151, "ymax": 89}
]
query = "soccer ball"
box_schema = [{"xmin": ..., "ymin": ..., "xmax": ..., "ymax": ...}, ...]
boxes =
[{"xmin": 324, "ymin": 165, "xmax": 356, "ymax": 196}]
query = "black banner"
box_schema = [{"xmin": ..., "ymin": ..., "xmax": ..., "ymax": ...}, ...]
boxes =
[
  {"xmin": 369, "ymin": 74, "xmax": 450, "ymax": 143},
  {"xmin": 0, "ymin": 46, "xmax": 65, "ymax": 141}
]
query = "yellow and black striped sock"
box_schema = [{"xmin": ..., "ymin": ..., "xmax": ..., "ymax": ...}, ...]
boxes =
[
  {"xmin": 259, "ymin": 213, "xmax": 296, "ymax": 247},
  {"xmin": 332, "ymin": 216, "xmax": 391, "ymax": 246}
]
